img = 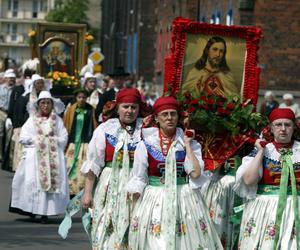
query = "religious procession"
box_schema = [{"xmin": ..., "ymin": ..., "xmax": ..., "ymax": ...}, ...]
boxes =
[{"xmin": 0, "ymin": 1, "xmax": 299, "ymax": 250}]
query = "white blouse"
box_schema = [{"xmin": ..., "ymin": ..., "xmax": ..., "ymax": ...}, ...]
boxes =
[
  {"xmin": 127, "ymin": 127, "xmax": 207, "ymax": 194},
  {"xmin": 234, "ymin": 141, "xmax": 300, "ymax": 200},
  {"xmin": 20, "ymin": 114, "xmax": 68, "ymax": 149},
  {"xmin": 80, "ymin": 118, "xmax": 143, "ymax": 177}
]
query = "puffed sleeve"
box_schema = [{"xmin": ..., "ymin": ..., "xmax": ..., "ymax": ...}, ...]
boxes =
[
  {"xmin": 233, "ymin": 150, "xmax": 263, "ymax": 200},
  {"xmin": 127, "ymin": 141, "xmax": 149, "ymax": 194},
  {"xmin": 80, "ymin": 125, "xmax": 106, "ymax": 177},
  {"xmin": 56, "ymin": 116, "xmax": 68, "ymax": 149},
  {"xmin": 19, "ymin": 117, "xmax": 35, "ymax": 145},
  {"xmin": 184, "ymin": 140, "xmax": 208, "ymax": 189}
]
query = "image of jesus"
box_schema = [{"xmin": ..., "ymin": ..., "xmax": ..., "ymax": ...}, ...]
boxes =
[{"xmin": 182, "ymin": 36, "xmax": 238, "ymax": 98}]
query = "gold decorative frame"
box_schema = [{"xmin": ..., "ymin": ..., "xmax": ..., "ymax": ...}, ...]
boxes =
[{"xmin": 36, "ymin": 22, "xmax": 86, "ymax": 76}]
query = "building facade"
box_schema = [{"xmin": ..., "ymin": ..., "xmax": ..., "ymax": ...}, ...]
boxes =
[
  {"xmin": 101, "ymin": 0, "xmax": 157, "ymax": 81},
  {"xmin": 0, "ymin": 0, "xmax": 55, "ymax": 69},
  {"xmin": 101, "ymin": 0, "xmax": 300, "ymax": 90},
  {"xmin": 159, "ymin": 0, "xmax": 300, "ymax": 91}
]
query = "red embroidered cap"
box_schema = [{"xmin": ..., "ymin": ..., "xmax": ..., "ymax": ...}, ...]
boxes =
[
  {"xmin": 269, "ymin": 108, "xmax": 295, "ymax": 122},
  {"xmin": 116, "ymin": 88, "xmax": 142, "ymax": 104},
  {"xmin": 153, "ymin": 96, "xmax": 179, "ymax": 114}
]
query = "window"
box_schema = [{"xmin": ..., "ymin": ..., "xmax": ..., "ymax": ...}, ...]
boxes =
[
  {"xmin": 11, "ymin": 23, "xmax": 17, "ymax": 41},
  {"xmin": 32, "ymin": 0, "xmax": 38, "ymax": 18},
  {"xmin": 12, "ymin": 0, "xmax": 18, "ymax": 17},
  {"xmin": 210, "ymin": 14, "xmax": 215, "ymax": 24},
  {"xmin": 216, "ymin": 12, "xmax": 221, "ymax": 24},
  {"xmin": 226, "ymin": 9, "xmax": 233, "ymax": 25},
  {"xmin": 39, "ymin": 0, "xmax": 44, "ymax": 11}
]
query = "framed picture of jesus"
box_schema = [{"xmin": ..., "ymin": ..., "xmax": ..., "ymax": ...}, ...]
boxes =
[{"xmin": 164, "ymin": 17, "xmax": 262, "ymax": 106}]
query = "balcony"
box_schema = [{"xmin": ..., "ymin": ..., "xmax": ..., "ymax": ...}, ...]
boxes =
[
  {"xmin": 0, "ymin": 10, "xmax": 47, "ymax": 22},
  {"xmin": 0, "ymin": 33, "xmax": 29, "ymax": 47}
]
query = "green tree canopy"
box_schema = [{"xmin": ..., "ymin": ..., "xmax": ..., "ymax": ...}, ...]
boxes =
[{"xmin": 46, "ymin": 0, "xmax": 89, "ymax": 24}]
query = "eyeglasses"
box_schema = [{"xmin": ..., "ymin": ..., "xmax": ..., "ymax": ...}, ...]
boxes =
[
  {"xmin": 272, "ymin": 122, "xmax": 294, "ymax": 129},
  {"xmin": 157, "ymin": 111, "xmax": 178, "ymax": 119}
]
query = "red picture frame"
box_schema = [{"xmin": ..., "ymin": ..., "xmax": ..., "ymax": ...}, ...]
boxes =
[
  {"xmin": 164, "ymin": 17, "xmax": 263, "ymax": 171},
  {"xmin": 164, "ymin": 17, "xmax": 262, "ymax": 106}
]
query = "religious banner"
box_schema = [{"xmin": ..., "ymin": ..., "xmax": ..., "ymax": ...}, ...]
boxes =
[
  {"xmin": 164, "ymin": 17, "xmax": 267, "ymax": 171},
  {"xmin": 36, "ymin": 22, "xmax": 86, "ymax": 76}
]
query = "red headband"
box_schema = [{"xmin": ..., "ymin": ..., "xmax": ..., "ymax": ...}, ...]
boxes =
[
  {"xmin": 153, "ymin": 96, "xmax": 179, "ymax": 114},
  {"xmin": 116, "ymin": 88, "xmax": 141, "ymax": 104},
  {"xmin": 269, "ymin": 108, "xmax": 295, "ymax": 122}
]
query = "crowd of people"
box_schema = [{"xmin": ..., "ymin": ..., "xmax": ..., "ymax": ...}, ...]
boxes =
[{"xmin": 0, "ymin": 62, "xmax": 300, "ymax": 250}]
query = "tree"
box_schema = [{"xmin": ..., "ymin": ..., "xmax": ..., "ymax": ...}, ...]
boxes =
[{"xmin": 46, "ymin": 0, "xmax": 89, "ymax": 24}]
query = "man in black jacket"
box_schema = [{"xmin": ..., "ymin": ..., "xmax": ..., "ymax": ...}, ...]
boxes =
[{"xmin": 95, "ymin": 66, "xmax": 130, "ymax": 122}]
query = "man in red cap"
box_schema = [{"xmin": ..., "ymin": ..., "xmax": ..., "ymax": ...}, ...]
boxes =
[{"xmin": 234, "ymin": 108, "xmax": 300, "ymax": 249}]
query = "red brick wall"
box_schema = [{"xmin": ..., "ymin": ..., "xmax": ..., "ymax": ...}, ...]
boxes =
[
  {"xmin": 254, "ymin": 0, "xmax": 300, "ymax": 90},
  {"xmin": 181, "ymin": 0, "xmax": 300, "ymax": 91},
  {"xmin": 138, "ymin": 1, "xmax": 158, "ymax": 81}
]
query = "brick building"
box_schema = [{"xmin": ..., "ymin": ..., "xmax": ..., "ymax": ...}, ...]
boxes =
[
  {"xmin": 101, "ymin": 0, "xmax": 157, "ymax": 81},
  {"xmin": 197, "ymin": 0, "xmax": 300, "ymax": 92}
]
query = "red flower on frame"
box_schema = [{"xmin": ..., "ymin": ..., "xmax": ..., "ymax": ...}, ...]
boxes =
[
  {"xmin": 217, "ymin": 107, "xmax": 230, "ymax": 116},
  {"xmin": 217, "ymin": 101, "xmax": 224, "ymax": 107},
  {"xmin": 226, "ymin": 103, "xmax": 235, "ymax": 110},
  {"xmin": 200, "ymin": 96, "xmax": 207, "ymax": 102},
  {"xmin": 199, "ymin": 104, "xmax": 209, "ymax": 111},
  {"xmin": 190, "ymin": 99, "xmax": 199, "ymax": 105},
  {"xmin": 187, "ymin": 106, "xmax": 196, "ymax": 113},
  {"xmin": 206, "ymin": 98, "xmax": 215, "ymax": 105}
]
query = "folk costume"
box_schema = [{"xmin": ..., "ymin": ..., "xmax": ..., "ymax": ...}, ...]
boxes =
[
  {"xmin": 234, "ymin": 109, "xmax": 300, "ymax": 249},
  {"xmin": 201, "ymin": 170, "xmax": 235, "ymax": 249},
  {"xmin": 0, "ymin": 70, "xmax": 15, "ymax": 169},
  {"xmin": 11, "ymin": 74, "xmax": 51, "ymax": 171},
  {"xmin": 80, "ymin": 88, "xmax": 144, "ymax": 249},
  {"xmin": 64, "ymin": 92, "xmax": 98, "ymax": 195},
  {"xmin": 82, "ymin": 72, "xmax": 101, "ymax": 109},
  {"xmin": 127, "ymin": 96, "xmax": 223, "ymax": 250},
  {"xmin": 10, "ymin": 91, "xmax": 69, "ymax": 217}
]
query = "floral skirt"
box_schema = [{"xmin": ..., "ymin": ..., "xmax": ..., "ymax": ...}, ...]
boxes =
[
  {"xmin": 238, "ymin": 191, "xmax": 300, "ymax": 250},
  {"xmin": 129, "ymin": 184, "xmax": 223, "ymax": 250},
  {"xmin": 10, "ymin": 128, "xmax": 23, "ymax": 171},
  {"xmin": 91, "ymin": 166, "xmax": 131, "ymax": 250},
  {"xmin": 65, "ymin": 143, "xmax": 88, "ymax": 195},
  {"xmin": 201, "ymin": 174, "xmax": 235, "ymax": 249}
]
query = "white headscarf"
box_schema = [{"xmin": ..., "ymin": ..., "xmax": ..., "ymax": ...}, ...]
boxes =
[{"xmin": 27, "ymin": 90, "xmax": 65, "ymax": 115}]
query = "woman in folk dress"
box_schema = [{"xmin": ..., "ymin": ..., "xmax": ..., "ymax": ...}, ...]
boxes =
[
  {"xmin": 234, "ymin": 108, "xmax": 300, "ymax": 249},
  {"xmin": 10, "ymin": 91, "xmax": 69, "ymax": 223},
  {"xmin": 81, "ymin": 88, "xmax": 146, "ymax": 249},
  {"xmin": 127, "ymin": 96, "xmax": 223, "ymax": 250},
  {"xmin": 63, "ymin": 88, "xmax": 98, "ymax": 196}
]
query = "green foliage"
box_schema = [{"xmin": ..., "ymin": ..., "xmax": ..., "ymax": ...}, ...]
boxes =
[
  {"xmin": 46, "ymin": 0, "xmax": 89, "ymax": 24},
  {"xmin": 178, "ymin": 92, "xmax": 268, "ymax": 136}
]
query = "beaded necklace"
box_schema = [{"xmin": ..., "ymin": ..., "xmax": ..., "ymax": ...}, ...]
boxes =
[
  {"xmin": 119, "ymin": 119, "xmax": 136, "ymax": 136},
  {"xmin": 159, "ymin": 129, "xmax": 176, "ymax": 156}
]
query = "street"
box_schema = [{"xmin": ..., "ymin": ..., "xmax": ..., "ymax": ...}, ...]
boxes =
[{"xmin": 0, "ymin": 168, "xmax": 90, "ymax": 250}]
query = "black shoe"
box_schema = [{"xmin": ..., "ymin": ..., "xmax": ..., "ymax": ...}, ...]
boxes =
[
  {"xmin": 29, "ymin": 214, "xmax": 36, "ymax": 221},
  {"xmin": 40, "ymin": 216, "xmax": 48, "ymax": 224}
]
